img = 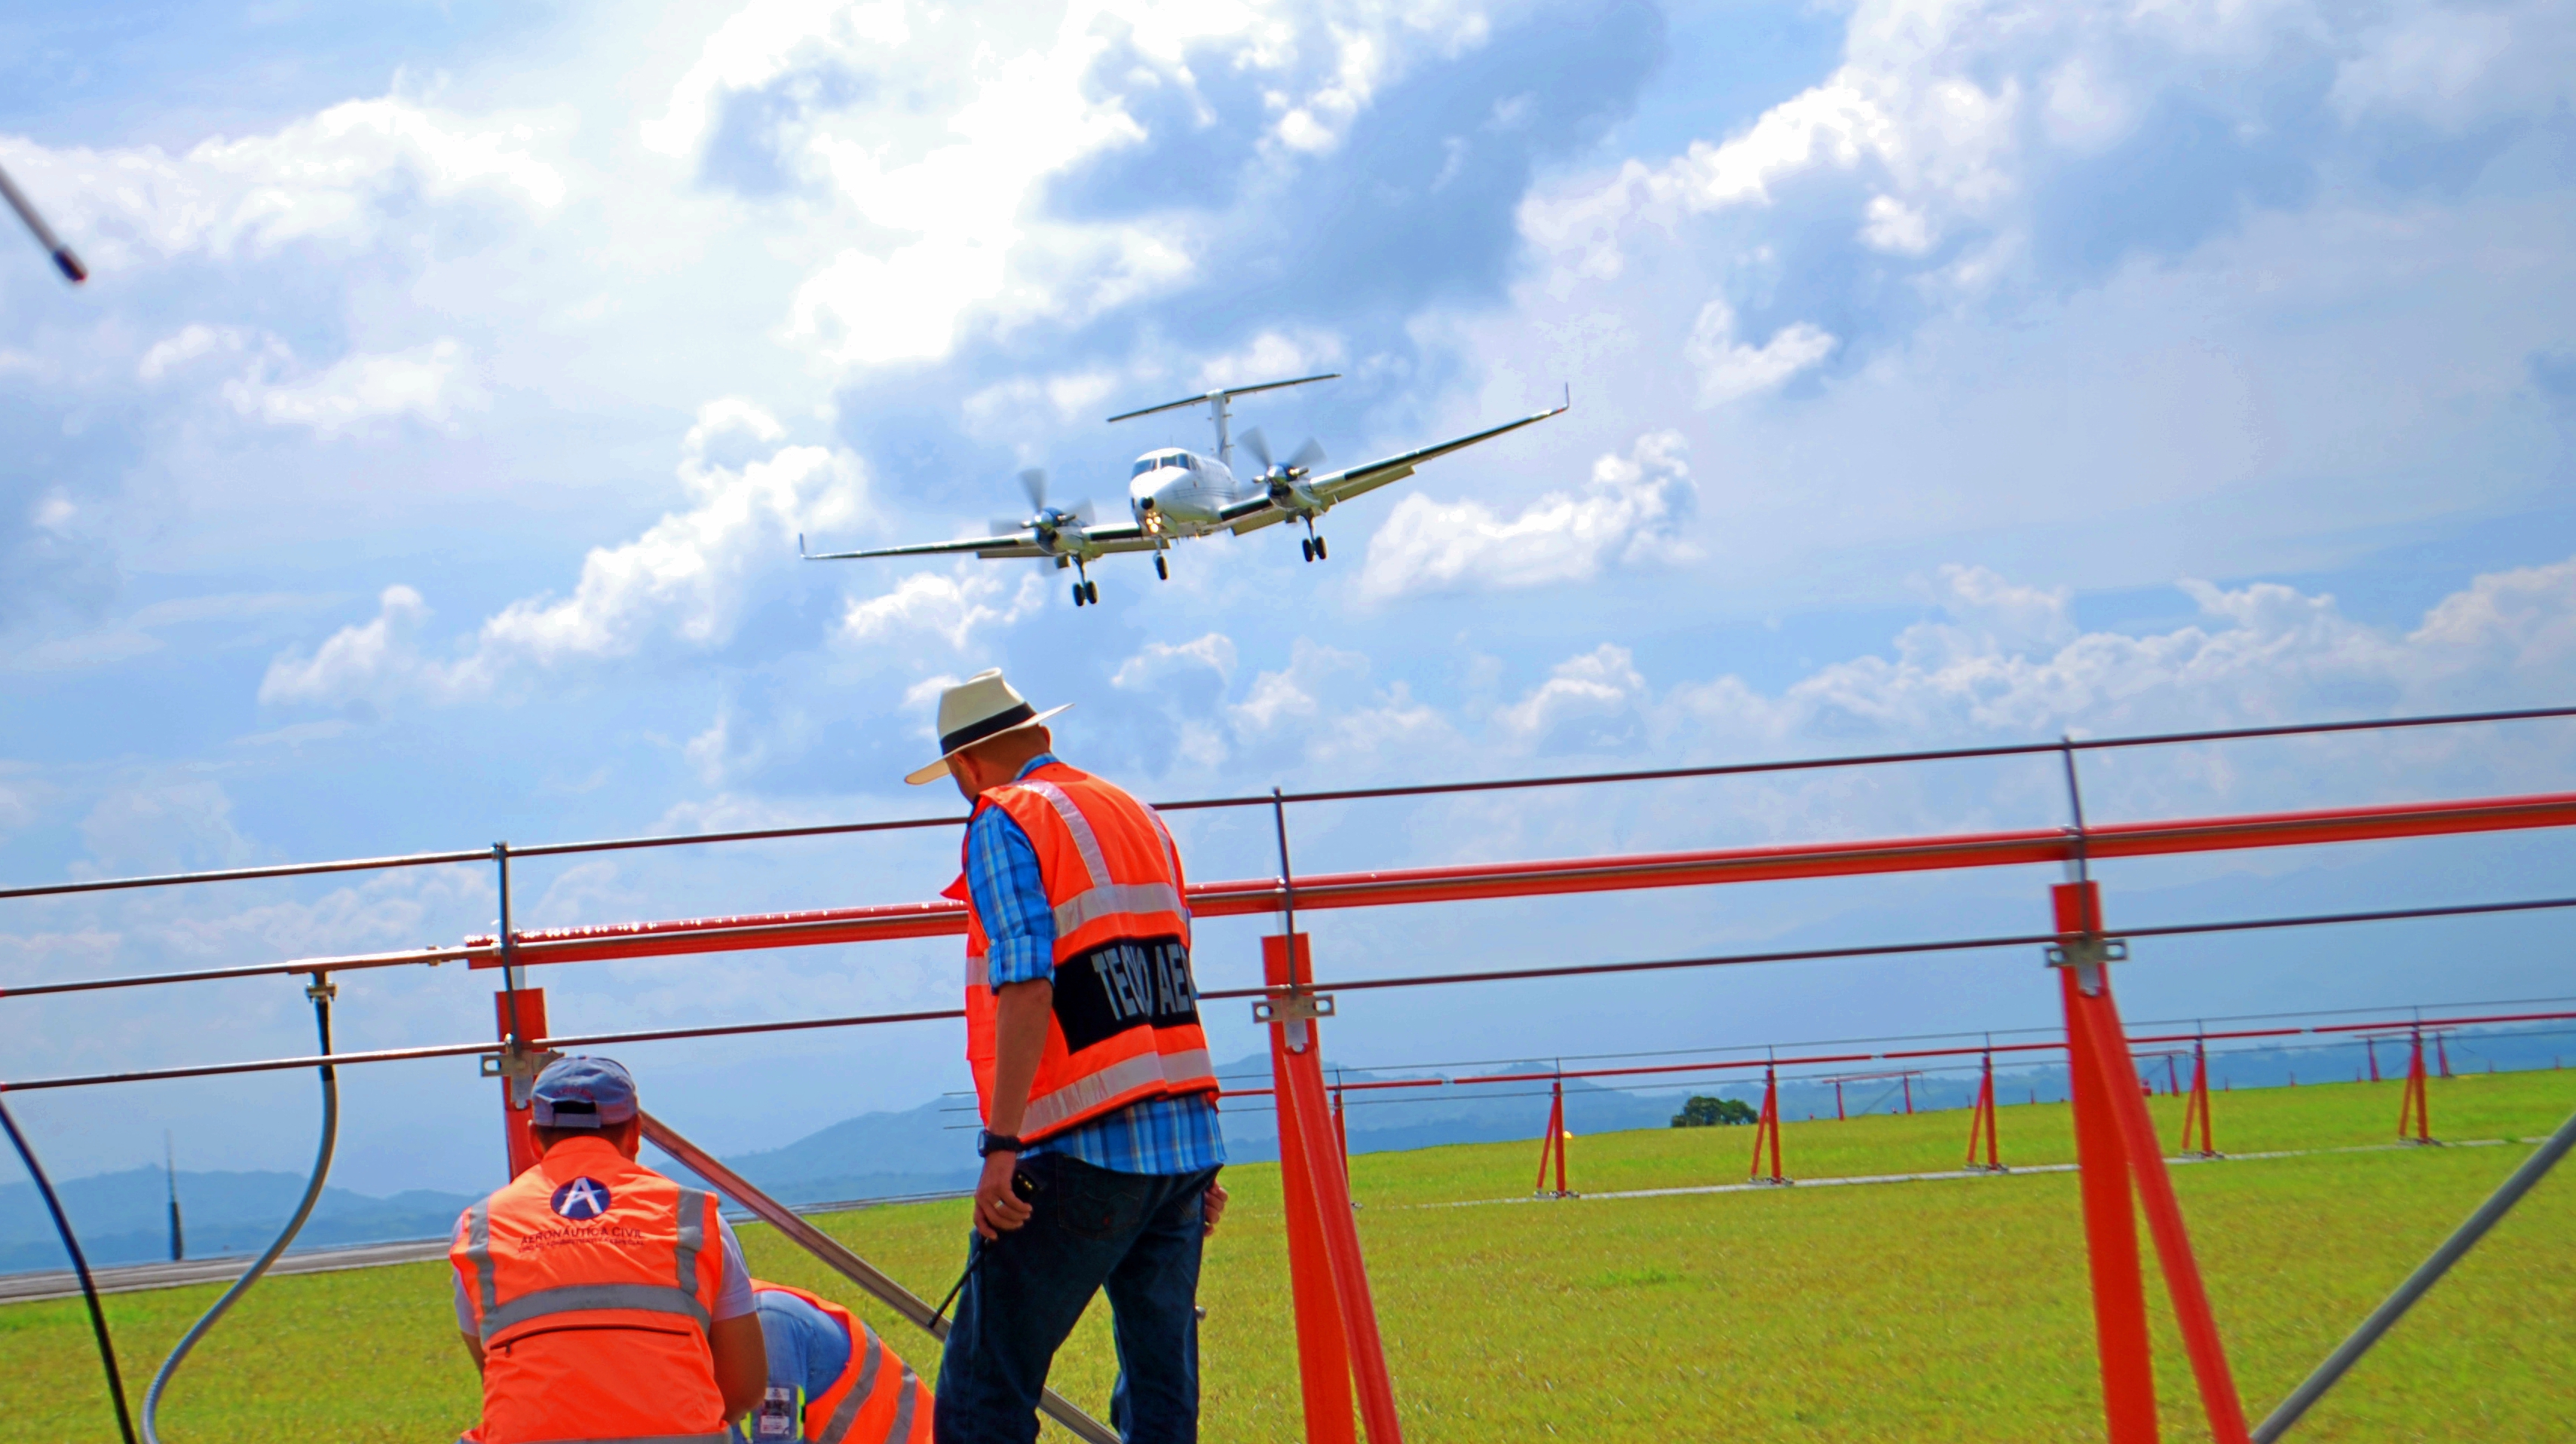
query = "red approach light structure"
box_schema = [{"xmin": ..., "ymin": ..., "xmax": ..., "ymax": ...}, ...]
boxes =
[
  {"xmin": 2178, "ymin": 1037, "xmax": 2220, "ymax": 1159},
  {"xmin": 1747, "ymin": 1064, "xmax": 1789, "ymax": 1185},
  {"xmin": 19, "ymin": 705, "xmax": 2576, "ymax": 1444},
  {"xmin": 2398, "ymin": 1029, "xmax": 2437, "ymax": 1145},
  {"xmin": 1532, "ymin": 1075, "xmax": 1573, "ymax": 1198},
  {"xmin": 1964, "ymin": 1051, "xmax": 2003, "ymax": 1173}
]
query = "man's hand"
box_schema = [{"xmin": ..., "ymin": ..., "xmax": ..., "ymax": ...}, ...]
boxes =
[
  {"xmin": 973, "ymin": 1151, "xmax": 1032, "ymax": 1240},
  {"xmin": 1201, "ymin": 1180, "xmax": 1229, "ymax": 1237}
]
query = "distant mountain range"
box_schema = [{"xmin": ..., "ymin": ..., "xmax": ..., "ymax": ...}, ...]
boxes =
[{"xmin": 12, "ymin": 1029, "xmax": 2567, "ymax": 1275}]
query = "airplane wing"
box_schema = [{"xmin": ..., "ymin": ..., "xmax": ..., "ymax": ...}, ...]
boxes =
[
  {"xmin": 799, "ymin": 520, "xmax": 1159, "ymax": 561},
  {"xmin": 1309, "ymin": 395, "xmax": 1570, "ymax": 508},
  {"xmin": 801, "ymin": 533, "xmax": 1049, "ymax": 561}
]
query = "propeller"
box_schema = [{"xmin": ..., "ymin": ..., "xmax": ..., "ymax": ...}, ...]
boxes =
[
  {"xmin": 1240, "ymin": 428, "xmax": 1324, "ymax": 483},
  {"xmin": 993, "ymin": 467, "xmax": 1095, "ymax": 537}
]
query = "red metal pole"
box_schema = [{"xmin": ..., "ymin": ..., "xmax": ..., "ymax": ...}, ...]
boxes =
[
  {"xmin": 1747, "ymin": 1066, "xmax": 1786, "ymax": 1183},
  {"xmin": 1835, "ymin": 1080, "xmax": 1845, "ymax": 1121},
  {"xmin": 1901, "ymin": 1075, "xmax": 1913, "ymax": 1115},
  {"xmin": 2437, "ymin": 1033, "xmax": 2452, "ymax": 1079},
  {"xmin": 495, "ymin": 989, "xmax": 549, "ymax": 1179},
  {"xmin": 1965, "ymin": 1052, "xmax": 2000, "ymax": 1170},
  {"xmin": 1263, "ymin": 937, "xmax": 1357, "ymax": 1444},
  {"xmin": 1552, "ymin": 1078, "xmax": 1569, "ymax": 1198},
  {"xmin": 2180, "ymin": 1039, "xmax": 2216, "ymax": 1158},
  {"xmin": 1267, "ymin": 934, "xmax": 1404, "ymax": 1444},
  {"xmin": 2164, "ymin": 1055, "xmax": 2180, "ymax": 1096},
  {"xmin": 1534, "ymin": 1082, "xmax": 1564, "ymax": 1196},
  {"xmin": 2057, "ymin": 885, "xmax": 2158, "ymax": 1444},
  {"xmin": 2400, "ymin": 1031, "xmax": 2433, "ymax": 1143},
  {"xmin": 2060, "ymin": 884, "xmax": 2253, "ymax": 1444}
]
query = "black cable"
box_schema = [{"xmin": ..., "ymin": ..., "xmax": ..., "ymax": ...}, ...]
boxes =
[
  {"xmin": 0, "ymin": 1096, "xmax": 136, "ymax": 1444},
  {"xmin": 142, "ymin": 976, "xmax": 338, "ymax": 1444}
]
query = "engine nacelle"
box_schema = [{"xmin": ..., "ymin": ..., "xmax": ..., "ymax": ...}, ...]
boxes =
[{"xmin": 1268, "ymin": 477, "xmax": 1322, "ymax": 515}]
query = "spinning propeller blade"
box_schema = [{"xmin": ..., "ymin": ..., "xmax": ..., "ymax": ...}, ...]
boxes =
[
  {"xmin": 1018, "ymin": 468, "xmax": 1049, "ymax": 510},
  {"xmin": 1285, "ymin": 437, "xmax": 1325, "ymax": 475},
  {"xmin": 1239, "ymin": 427, "xmax": 1272, "ymax": 472},
  {"xmin": 991, "ymin": 519, "xmax": 1029, "ymax": 536}
]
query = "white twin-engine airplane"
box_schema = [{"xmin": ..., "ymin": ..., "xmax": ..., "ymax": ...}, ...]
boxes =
[{"xmin": 798, "ymin": 373, "xmax": 1568, "ymax": 607}]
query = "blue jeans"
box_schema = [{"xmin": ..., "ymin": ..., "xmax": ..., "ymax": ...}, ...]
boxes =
[{"xmin": 933, "ymin": 1153, "xmax": 1218, "ymax": 1444}]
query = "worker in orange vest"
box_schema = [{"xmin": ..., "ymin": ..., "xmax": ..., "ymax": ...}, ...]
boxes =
[
  {"xmin": 450, "ymin": 1056, "xmax": 769, "ymax": 1442},
  {"xmin": 731, "ymin": 1280, "xmax": 933, "ymax": 1443},
  {"xmin": 908, "ymin": 670, "xmax": 1229, "ymax": 1444}
]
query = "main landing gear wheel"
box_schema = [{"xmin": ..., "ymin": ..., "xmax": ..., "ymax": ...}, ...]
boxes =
[
  {"xmin": 1071, "ymin": 580, "xmax": 1086, "ymax": 607},
  {"xmin": 1300, "ymin": 538, "xmax": 1313, "ymax": 563},
  {"xmin": 1315, "ymin": 535, "xmax": 1327, "ymax": 560},
  {"xmin": 1154, "ymin": 555, "xmax": 1169, "ymax": 580},
  {"xmin": 1085, "ymin": 580, "xmax": 1099, "ymax": 604}
]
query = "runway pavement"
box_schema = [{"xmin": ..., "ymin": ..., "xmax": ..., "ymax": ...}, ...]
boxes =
[{"xmin": 0, "ymin": 1235, "xmax": 455, "ymax": 1305}]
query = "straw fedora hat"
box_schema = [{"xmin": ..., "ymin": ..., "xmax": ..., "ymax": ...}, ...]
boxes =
[{"xmin": 905, "ymin": 669, "xmax": 1072, "ymax": 785}]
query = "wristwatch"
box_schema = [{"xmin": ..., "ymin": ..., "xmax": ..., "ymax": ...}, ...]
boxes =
[{"xmin": 977, "ymin": 1130, "xmax": 1024, "ymax": 1158}]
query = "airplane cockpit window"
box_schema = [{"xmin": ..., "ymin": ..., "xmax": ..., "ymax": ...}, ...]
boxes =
[{"xmin": 1132, "ymin": 457, "xmax": 1156, "ymax": 477}]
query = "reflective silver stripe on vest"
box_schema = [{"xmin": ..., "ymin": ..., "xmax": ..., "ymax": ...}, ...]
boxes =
[
  {"xmin": 965, "ymin": 950, "xmax": 986, "ymax": 991},
  {"xmin": 1158, "ymin": 1046, "xmax": 1214, "ymax": 1090},
  {"xmin": 673, "ymin": 1186, "xmax": 710, "ymax": 1298},
  {"xmin": 815, "ymin": 1323, "xmax": 885, "ymax": 1444},
  {"xmin": 1011, "ymin": 780, "xmax": 1107, "ymax": 888},
  {"xmin": 1024, "ymin": 1048, "xmax": 1181, "ymax": 1135},
  {"xmin": 1052, "ymin": 880, "xmax": 1187, "ymax": 938},
  {"xmin": 479, "ymin": 1281, "xmax": 712, "ymax": 1340},
  {"xmin": 879, "ymin": 1367, "xmax": 921, "ymax": 1444},
  {"xmin": 1144, "ymin": 807, "xmax": 1184, "ymax": 895},
  {"xmin": 464, "ymin": 1201, "xmax": 498, "ymax": 1324}
]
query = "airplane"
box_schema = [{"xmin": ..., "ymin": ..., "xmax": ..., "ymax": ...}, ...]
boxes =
[{"xmin": 798, "ymin": 372, "xmax": 1568, "ymax": 607}]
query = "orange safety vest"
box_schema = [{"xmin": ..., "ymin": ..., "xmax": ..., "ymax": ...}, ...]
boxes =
[
  {"xmin": 747, "ymin": 1280, "xmax": 933, "ymax": 1443},
  {"xmin": 957, "ymin": 761, "xmax": 1219, "ymax": 1141},
  {"xmin": 450, "ymin": 1137, "xmax": 730, "ymax": 1444}
]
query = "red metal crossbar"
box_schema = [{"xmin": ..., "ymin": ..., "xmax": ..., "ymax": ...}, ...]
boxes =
[{"xmin": 461, "ymin": 788, "xmax": 2576, "ymax": 967}]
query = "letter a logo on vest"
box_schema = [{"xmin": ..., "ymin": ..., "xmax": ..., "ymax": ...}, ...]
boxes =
[{"xmin": 550, "ymin": 1176, "xmax": 614, "ymax": 1220}]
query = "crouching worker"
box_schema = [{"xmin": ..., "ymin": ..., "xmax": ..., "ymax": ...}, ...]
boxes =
[
  {"xmin": 450, "ymin": 1056, "xmax": 768, "ymax": 1442},
  {"xmin": 730, "ymin": 1280, "xmax": 934, "ymax": 1443}
]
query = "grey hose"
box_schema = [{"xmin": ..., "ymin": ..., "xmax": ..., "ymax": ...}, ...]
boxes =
[{"xmin": 142, "ymin": 978, "xmax": 338, "ymax": 1444}]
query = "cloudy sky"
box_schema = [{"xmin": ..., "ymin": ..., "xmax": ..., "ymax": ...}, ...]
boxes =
[{"xmin": 5, "ymin": 0, "xmax": 2576, "ymax": 1194}]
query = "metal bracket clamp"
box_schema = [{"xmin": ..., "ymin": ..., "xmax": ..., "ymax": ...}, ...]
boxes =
[
  {"xmin": 2044, "ymin": 935, "xmax": 2129, "ymax": 996},
  {"xmin": 481, "ymin": 1044, "xmax": 565, "ymax": 1108},
  {"xmin": 1252, "ymin": 990, "xmax": 1335, "ymax": 1025},
  {"xmin": 303, "ymin": 971, "xmax": 338, "ymax": 1003}
]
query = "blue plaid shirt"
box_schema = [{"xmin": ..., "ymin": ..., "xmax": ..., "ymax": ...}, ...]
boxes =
[{"xmin": 966, "ymin": 754, "xmax": 1224, "ymax": 1176}]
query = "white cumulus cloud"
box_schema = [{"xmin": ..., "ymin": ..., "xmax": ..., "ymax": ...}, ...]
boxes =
[
  {"xmin": 260, "ymin": 400, "xmax": 869, "ymax": 705},
  {"xmin": 841, "ymin": 568, "xmax": 1047, "ymax": 651},
  {"xmin": 0, "ymin": 96, "xmax": 562, "ymax": 268},
  {"xmin": 1686, "ymin": 298, "xmax": 1836, "ymax": 407},
  {"xmin": 1358, "ymin": 430, "xmax": 1695, "ymax": 601}
]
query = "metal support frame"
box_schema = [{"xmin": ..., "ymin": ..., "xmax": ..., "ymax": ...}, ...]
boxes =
[
  {"xmin": 639, "ymin": 1112, "xmax": 1118, "ymax": 1444},
  {"xmin": 2054, "ymin": 880, "xmax": 2252, "ymax": 1444},
  {"xmin": 1266, "ymin": 932, "xmax": 1403, "ymax": 1444},
  {"xmin": 1963, "ymin": 1049, "xmax": 2003, "ymax": 1172},
  {"xmin": 1533, "ymin": 1075, "xmax": 1573, "ymax": 1198},
  {"xmin": 2398, "ymin": 1029, "xmax": 2435, "ymax": 1144},
  {"xmin": 1747, "ymin": 1063, "xmax": 1788, "ymax": 1185},
  {"xmin": 2179, "ymin": 1036, "xmax": 2220, "ymax": 1158}
]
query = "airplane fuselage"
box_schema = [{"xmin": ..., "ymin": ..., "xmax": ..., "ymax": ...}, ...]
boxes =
[{"xmin": 1128, "ymin": 448, "xmax": 1251, "ymax": 534}]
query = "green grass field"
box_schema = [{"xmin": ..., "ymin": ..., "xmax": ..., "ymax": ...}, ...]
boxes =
[{"xmin": 6, "ymin": 1071, "xmax": 2571, "ymax": 1442}]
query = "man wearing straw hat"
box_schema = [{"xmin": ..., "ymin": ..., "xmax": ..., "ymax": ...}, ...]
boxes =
[{"xmin": 911, "ymin": 669, "xmax": 1229, "ymax": 1443}]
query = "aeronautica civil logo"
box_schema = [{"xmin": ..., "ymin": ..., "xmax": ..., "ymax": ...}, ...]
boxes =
[{"xmin": 550, "ymin": 1177, "xmax": 614, "ymax": 1219}]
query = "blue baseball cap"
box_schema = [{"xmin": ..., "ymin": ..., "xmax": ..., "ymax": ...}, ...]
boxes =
[{"xmin": 531, "ymin": 1055, "xmax": 638, "ymax": 1129}]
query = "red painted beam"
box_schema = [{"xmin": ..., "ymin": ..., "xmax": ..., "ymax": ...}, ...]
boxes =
[{"xmin": 470, "ymin": 789, "xmax": 2576, "ymax": 967}]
